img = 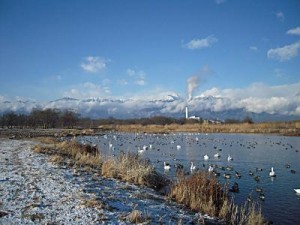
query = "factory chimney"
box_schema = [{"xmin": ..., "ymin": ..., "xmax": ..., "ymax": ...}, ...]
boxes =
[{"xmin": 185, "ymin": 106, "xmax": 189, "ymax": 119}]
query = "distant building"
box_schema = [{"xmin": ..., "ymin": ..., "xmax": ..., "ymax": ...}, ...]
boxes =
[{"xmin": 185, "ymin": 106, "xmax": 201, "ymax": 121}]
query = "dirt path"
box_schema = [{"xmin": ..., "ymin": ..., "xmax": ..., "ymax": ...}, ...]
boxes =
[{"xmin": 0, "ymin": 139, "xmax": 211, "ymax": 224}]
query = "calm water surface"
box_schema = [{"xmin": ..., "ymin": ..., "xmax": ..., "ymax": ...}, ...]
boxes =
[{"xmin": 77, "ymin": 133, "xmax": 300, "ymax": 225}]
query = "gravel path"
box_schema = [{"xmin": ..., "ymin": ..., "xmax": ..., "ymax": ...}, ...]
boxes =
[{"xmin": 0, "ymin": 139, "xmax": 214, "ymax": 224}]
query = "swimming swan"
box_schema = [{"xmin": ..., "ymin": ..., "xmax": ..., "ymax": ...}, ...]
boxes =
[
  {"xmin": 204, "ymin": 154, "xmax": 209, "ymax": 161},
  {"xmin": 269, "ymin": 167, "xmax": 276, "ymax": 177}
]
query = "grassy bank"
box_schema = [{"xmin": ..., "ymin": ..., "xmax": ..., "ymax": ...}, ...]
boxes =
[
  {"xmin": 34, "ymin": 137, "xmax": 267, "ymax": 224},
  {"xmin": 99, "ymin": 121, "xmax": 300, "ymax": 136},
  {"xmin": 170, "ymin": 172, "xmax": 266, "ymax": 225}
]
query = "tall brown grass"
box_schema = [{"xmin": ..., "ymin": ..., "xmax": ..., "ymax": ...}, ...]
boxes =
[
  {"xmin": 34, "ymin": 139, "xmax": 102, "ymax": 169},
  {"xmin": 170, "ymin": 171, "xmax": 267, "ymax": 225},
  {"xmin": 34, "ymin": 138, "xmax": 267, "ymax": 224},
  {"xmin": 103, "ymin": 121, "xmax": 300, "ymax": 136},
  {"xmin": 170, "ymin": 171, "xmax": 227, "ymax": 217},
  {"xmin": 102, "ymin": 152, "xmax": 168, "ymax": 190}
]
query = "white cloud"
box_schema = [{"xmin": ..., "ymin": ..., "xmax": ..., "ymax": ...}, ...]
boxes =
[
  {"xmin": 267, "ymin": 41, "xmax": 300, "ymax": 62},
  {"xmin": 274, "ymin": 68, "xmax": 285, "ymax": 78},
  {"xmin": 135, "ymin": 78, "xmax": 146, "ymax": 86},
  {"xmin": 117, "ymin": 79, "xmax": 128, "ymax": 86},
  {"xmin": 127, "ymin": 69, "xmax": 136, "ymax": 77},
  {"xmin": 198, "ymin": 82, "xmax": 300, "ymax": 115},
  {"xmin": 215, "ymin": 0, "xmax": 226, "ymax": 4},
  {"xmin": 287, "ymin": 27, "xmax": 300, "ymax": 36},
  {"xmin": 184, "ymin": 35, "xmax": 218, "ymax": 50},
  {"xmin": 275, "ymin": 11, "xmax": 284, "ymax": 22},
  {"xmin": 126, "ymin": 69, "xmax": 147, "ymax": 86},
  {"xmin": 249, "ymin": 46, "xmax": 258, "ymax": 51},
  {"xmin": 64, "ymin": 82, "xmax": 110, "ymax": 99},
  {"xmin": 80, "ymin": 56, "xmax": 108, "ymax": 73}
]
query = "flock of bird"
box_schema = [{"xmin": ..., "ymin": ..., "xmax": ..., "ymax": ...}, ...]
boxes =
[{"xmin": 76, "ymin": 132, "xmax": 300, "ymax": 200}]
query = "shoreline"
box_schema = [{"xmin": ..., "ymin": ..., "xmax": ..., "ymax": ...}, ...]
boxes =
[
  {"xmin": 1, "ymin": 121, "xmax": 299, "ymax": 139},
  {"xmin": 0, "ymin": 138, "xmax": 209, "ymax": 224},
  {"xmin": 0, "ymin": 129, "xmax": 272, "ymax": 224}
]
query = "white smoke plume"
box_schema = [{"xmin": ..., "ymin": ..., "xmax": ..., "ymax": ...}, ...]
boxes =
[
  {"xmin": 187, "ymin": 65, "xmax": 212, "ymax": 101},
  {"xmin": 187, "ymin": 75, "xmax": 200, "ymax": 101}
]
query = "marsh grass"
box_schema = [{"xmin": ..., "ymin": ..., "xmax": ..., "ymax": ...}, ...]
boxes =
[
  {"xmin": 126, "ymin": 209, "xmax": 150, "ymax": 224},
  {"xmin": 170, "ymin": 171, "xmax": 227, "ymax": 217},
  {"xmin": 34, "ymin": 139, "xmax": 102, "ymax": 169},
  {"xmin": 102, "ymin": 152, "xmax": 168, "ymax": 190},
  {"xmin": 107, "ymin": 121, "xmax": 299, "ymax": 136},
  {"xmin": 170, "ymin": 171, "xmax": 267, "ymax": 225},
  {"xmin": 34, "ymin": 138, "xmax": 267, "ymax": 224},
  {"xmin": 81, "ymin": 198, "xmax": 108, "ymax": 210}
]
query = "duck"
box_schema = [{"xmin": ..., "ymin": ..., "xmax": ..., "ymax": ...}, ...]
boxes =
[
  {"xmin": 223, "ymin": 173, "xmax": 231, "ymax": 179},
  {"xmin": 255, "ymin": 186, "xmax": 263, "ymax": 193},
  {"xmin": 229, "ymin": 182, "xmax": 239, "ymax": 193},
  {"xmin": 227, "ymin": 154, "xmax": 233, "ymax": 162},
  {"xmin": 226, "ymin": 165, "xmax": 233, "ymax": 171},
  {"xmin": 175, "ymin": 163, "xmax": 184, "ymax": 172},
  {"xmin": 259, "ymin": 193, "xmax": 265, "ymax": 201},
  {"xmin": 269, "ymin": 167, "xmax": 276, "ymax": 177},
  {"xmin": 213, "ymin": 171, "xmax": 221, "ymax": 177},
  {"xmin": 235, "ymin": 171, "xmax": 242, "ymax": 179},
  {"xmin": 164, "ymin": 162, "xmax": 171, "ymax": 171},
  {"xmin": 176, "ymin": 145, "xmax": 181, "ymax": 150},
  {"xmin": 204, "ymin": 154, "xmax": 209, "ymax": 161}
]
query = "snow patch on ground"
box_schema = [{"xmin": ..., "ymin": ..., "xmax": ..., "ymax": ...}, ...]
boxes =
[{"xmin": 0, "ymin": 139, "xmax": 216, "ymax": 224}]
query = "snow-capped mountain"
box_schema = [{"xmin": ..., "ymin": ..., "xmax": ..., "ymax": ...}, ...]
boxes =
[{"xmin": 0, "ymin": 94, "xmax": 299, "ymax": 122}]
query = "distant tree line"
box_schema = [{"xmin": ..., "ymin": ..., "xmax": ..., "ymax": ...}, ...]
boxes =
[
  {"xmin": 0, "ymin": 109, "xmax": 79, "ymax": 129},
  {"xmin": 0, "ymin": 109, "xmax": 254, "ymax": 129},
  {"xmin": 224, "ymin": 116, "xmax": 254, "ymax": 124}
]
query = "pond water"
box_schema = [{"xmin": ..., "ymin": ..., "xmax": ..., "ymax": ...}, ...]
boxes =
[{"xmin": 77, "ymin": 132, "xmax": 300, "ymax": 225}]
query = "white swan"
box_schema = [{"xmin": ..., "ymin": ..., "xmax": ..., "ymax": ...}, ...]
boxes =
[
  {"xmin": 269, "ymin": 167, "xmax": 276, "ymax": 177},
  {"xmin": 214, "ymin": 153, "xmax": 220, "ymax": 158},
  {"xmin": 190, "ymin": 161, "xmax": 196, "ymax": 171},
  {"xmin": 227, "ymin": 154, "xmax": 233, "ymax": 162},
  {"xmin": 294, "ymin": 189, "xmax": 300, "ymax": 194},
  {"xmin": 208, "ymin": 165, "xmax": 214, "ymax": 172},
  {"xmin": 204, "ymin": 154, "xmax": 209, "ymax": 161},
  {"xmin": 176, "ymin": 145, "xmax": 181, "ymax": 150},
  {"xmin": 164, "ymin": 162, "xmax": 171, "ymax": 170},
  {"xmin": 138, "ymin": 148, "xmax": 145, "ymax": 154}
]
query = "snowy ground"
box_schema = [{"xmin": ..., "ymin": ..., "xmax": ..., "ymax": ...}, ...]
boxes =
[{"xmin": 0, "ymin": 139, "xmax": 218, "ymax": 224}]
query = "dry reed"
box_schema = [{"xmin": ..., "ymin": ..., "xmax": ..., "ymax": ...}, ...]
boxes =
[
  {"xmin": 126, "ymin": 209, "xmax": 150, "ymax": 224},
  {"xmin": 102, "ymin": 152, "xmax": 168, "ymax": 190},
  {"xmin": 170, "ymin": 171, "xmax": 267, "ymax": 225},
  {"xmin": 34, "ymin": 139, "xmax": 102, "ymax": 169},
  {"xmin": 104, "ymin": 121, "xmax": 300, "ymax": 136},
  {"xmin": 34, "ymin": 138, "xmax": 267, "ymax": 224}
]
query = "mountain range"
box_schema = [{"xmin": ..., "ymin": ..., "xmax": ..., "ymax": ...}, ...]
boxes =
[{"xmin": 1, "ymin": 94, "xmax": 299, "ymax": 122}]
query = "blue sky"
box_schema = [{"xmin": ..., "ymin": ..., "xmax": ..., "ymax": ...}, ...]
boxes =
[{"xmin": 0, "ymin": 0, "xmax": 300, "ymax": 103}]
